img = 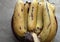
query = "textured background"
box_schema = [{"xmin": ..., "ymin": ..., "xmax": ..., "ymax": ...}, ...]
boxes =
[{"xmin": 0, "ymin": 0, "xmax": 60, "ymax": 42}]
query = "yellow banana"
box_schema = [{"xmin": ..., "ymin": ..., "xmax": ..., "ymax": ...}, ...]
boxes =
[
  {"xmin": 24, "ymin": 2, "xmax": 29, "ymax": 32},
  {"xmin": 38, "ymin": 1, "xmax": 51, "ymax": 42},
  {"xmin": 44, "ymin": 2, "xmax": 57, "ymax": 42},
  {"xmin": 35, "ymin": 2, "xmax": 43, "ymax": 34},
  {"xmin": 38, "ymin": 1, "xmax": 57, "ymax": 42},
  {"xmin": 12, "ymin": 0, "xmax": 58, "ymax": 42},
  {"xmin": 28, "ymin": 0, "xmax": 38, "ymax": 31},
  {"xmin": 13, "ymin": 0, "xmax": 27, "ymax": 37}
]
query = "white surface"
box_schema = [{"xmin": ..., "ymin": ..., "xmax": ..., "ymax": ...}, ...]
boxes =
[{"xmin": 0, "ymin": 0, "xmax": 60, "ymax": 42}]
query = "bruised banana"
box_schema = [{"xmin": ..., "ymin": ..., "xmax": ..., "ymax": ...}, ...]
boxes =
[
  {"xmin": 12, "ymin": 0, "xmax": 28, "ymax": 37},
  {"xmin": 28, "ymin": 0, "xmax": 38, "ymax": 31},
  {"xmin": 35, "ymin": 2, "xmax": 43, "ymax": 34}
]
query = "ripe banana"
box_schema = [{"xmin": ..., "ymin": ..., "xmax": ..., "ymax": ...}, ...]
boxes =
[
  {"xmin": 38, "ymin": 1, "xmax": 51, "ymax": 42},
  {"xmin": 38, "ymin": 1, "xmax": 57, "ymax": 42},
  {"xmin": 28, "ymin": 0, "xmax": 38, "ymax": 31},
  {"xmin": 35, "ymin": 2, "xmax": 43, "ymax": 34},
  {"xmin": 12, "ymin": 0, "xmax": 58, "ymax": 42},
  {"xmin": 24, "ymin": 2, "xmax": 29, "ymax": 32},
  {"xmin": 44, "ymin": 2, "xmax": 57, "ymax": 42},
  {"xmin": 13, "ymin": 0, "xmax": 27, "ymax": 37}
]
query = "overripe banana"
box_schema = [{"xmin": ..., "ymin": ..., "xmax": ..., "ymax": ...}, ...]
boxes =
[
  {"xmin": 13, "ymin": 0, "xmax": 27, "ymax": 37},
  {"xmin": 28, "ymin": 0, "xmax": 38, "ymax": 31}
]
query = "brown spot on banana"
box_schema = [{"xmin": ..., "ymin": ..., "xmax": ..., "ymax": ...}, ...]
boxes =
[
  {"xmin": 27, "ymin": 8, "xmax": 29, "ymax": 13},
  {"xmin": 19, "ymin": 27, "xmax": 21, "ymax": 30},
  {"xmin": 31, "ymin": 13, "xmax": 33, "ymax": 20},
  {"xmin": 26, "ymin": 1, "xmax": 28, "ymax": 3},
  {"xmin": 28, "ymin": 2, "xmax": 31, "ymax": 6},
  {"xmin": 21, "ymin": 9, "xmax": 23, "ymax": 12}
]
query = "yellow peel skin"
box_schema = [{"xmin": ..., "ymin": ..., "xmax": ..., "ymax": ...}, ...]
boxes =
[
  {"xmin": 38, "ymin": 1, "xmax": 57, "ymax": 42},
  {"xmin": 45, "ymin": 2, "xmax": 57, "ymax": 42},
  {"xmin": 28, "ymin": 0, "xmax": 38, "ymax": 31},
  {"xmin": 24, "ymin": 3, "xmax": 29, "ymax": 32},
  {"xmin": 35, "ymin": 2, "xmax": 43, "ymax": 34},
  {"xmin": 38, "ymin": 1, "xmax": 51, "ymax": 42},
  {"xmin": 13, "ymin": 0, "xmax": 27, "ymax": 37}
]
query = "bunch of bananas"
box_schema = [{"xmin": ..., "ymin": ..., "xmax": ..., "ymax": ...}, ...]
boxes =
[{"xmin": 11, "ymin": 0, "xmax": 58, "ymax": 42}]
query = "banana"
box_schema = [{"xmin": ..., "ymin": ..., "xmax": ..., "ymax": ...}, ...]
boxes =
[
  {"xmin": 24, "ymin": 2, "xmax": 29, "ymax": 32},
  {"xmin": 44, "ymin": 2, "xmax": 57, "ymax": 42},
  {"xmin": 12, "ymin": 0, "xmax": 57, "ymax": 42},
  {"xmin": 38, "ymin": 0, "xmax": 51, "ymax": 42},
  {"xmin": 38, "ymin": 1, "xmax": 57, "ymax": 42},
  {"xmin": 28, "ymin": 0, "xmax": 38, "ymax": 31},
  {"xmin": 35, "ymin": 2, "xmax": 43, "ymax": 34},
  {"xmin": 13, "ymin": 0, "xmax": 27, "ymax": 37}
]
